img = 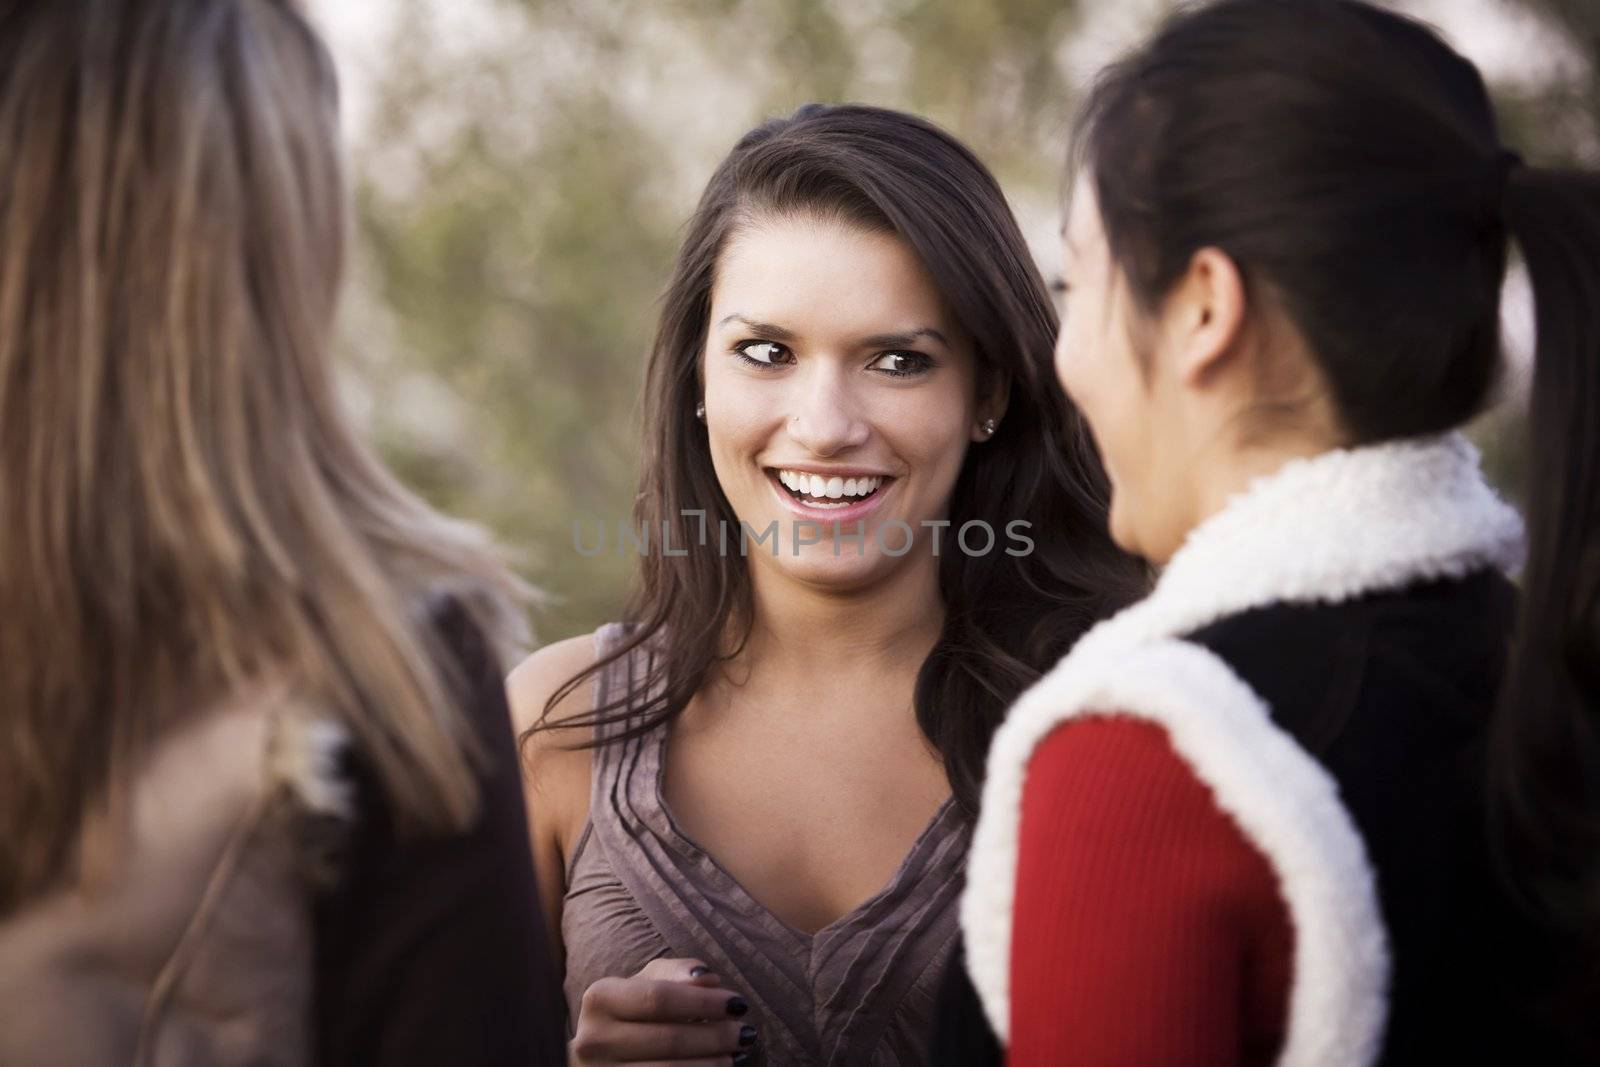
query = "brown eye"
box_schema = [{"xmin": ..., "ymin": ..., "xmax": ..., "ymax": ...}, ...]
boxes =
[
  {"xmin": 734, "ymin": 340, "xmax": 791, "ymax": 366},
  {"xmin": 868, "ymin": 351, "xmax": 933, "ymax": 378}
]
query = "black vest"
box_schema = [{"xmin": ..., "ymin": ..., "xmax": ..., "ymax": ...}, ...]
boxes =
[{"xmin": 933, "ymin": 573, "xmax": 1582, "ymax": 1064}]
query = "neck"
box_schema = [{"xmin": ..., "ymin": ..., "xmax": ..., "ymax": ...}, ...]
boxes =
[{"xmin": 735, "ymin": 550, "xmax": 946, "ymax": 680}]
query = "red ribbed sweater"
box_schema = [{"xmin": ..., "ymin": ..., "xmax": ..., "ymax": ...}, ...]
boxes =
[{"xmin": 1009, "ymin": 717, "xmax": 1294, "ymax": 1066}]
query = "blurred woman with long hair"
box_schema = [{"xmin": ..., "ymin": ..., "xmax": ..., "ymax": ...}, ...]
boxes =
[
  {"xmin": 511, "ymin": 103, "xmax": 1145, "ymax": 1065},
  {"xmin": 954, "ymin": 1, "xmax": 1599, "ymax": 1062},
  {"xmin": 0, "ymin": 1, "xmax": 565, "ymax": 1062}
]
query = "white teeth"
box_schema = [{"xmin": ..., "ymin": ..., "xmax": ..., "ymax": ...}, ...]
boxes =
[{"xmin": 774, "ymin": 470, "xmax": 888, "ymax": 501}]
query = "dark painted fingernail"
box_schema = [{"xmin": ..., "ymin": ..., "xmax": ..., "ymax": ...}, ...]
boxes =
[
  {"xmin": 739, "ymin": 1024, "xmax": 758, "ymax": 1047},
  {"xmin": 689, "ymin": 965, "xmax": 710, "ymax": 978},
  {"xmin": 726, "ymin": 995, "xmax": 749, "ymax": 1017},
  {"xmin": 732, "ymin": 1053, "xmax": 753, "ymax": 1065}
]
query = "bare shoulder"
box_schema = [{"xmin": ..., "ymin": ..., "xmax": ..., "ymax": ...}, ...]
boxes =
[
  {"xmin": 508, "ymin": 633, "xmax": 603, "ymax": 733},
  {"xmin": 508, "ymin": 633, "xmax": 602, "ymax": 792},
  {"xmin": 507, "ymin": 634, "xmax": 604, "ymax": 877}
]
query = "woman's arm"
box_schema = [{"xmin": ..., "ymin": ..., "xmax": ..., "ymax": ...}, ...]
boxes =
[
  {"xmin": 507, "ymin": 638, "xmax": 757, "ymax": 1066},
  {"xmin": 507, "ymin": 634, "xmax": 602, "ymax": 970},
  {"xmin": 1009, "ymin": 716, "xmax": 1292, "ymax": 1067},
  {"xmin": 312, "ymin": 601, "xmax": 568, "ymax": 1066}
]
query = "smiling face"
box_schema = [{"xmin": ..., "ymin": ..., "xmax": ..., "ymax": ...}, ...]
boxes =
[{"xmin": 701, "ymin": 212, "xmax": 991, "ymax": 591}]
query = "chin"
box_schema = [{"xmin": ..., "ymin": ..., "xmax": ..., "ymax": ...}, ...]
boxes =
[
  {"xmin": 1107, "ymin": 501, "xmax": 1149, "ymax": 563},
  {"xmin": 764, "ymin": 538, "xmax": 900, "ymax": 591}
]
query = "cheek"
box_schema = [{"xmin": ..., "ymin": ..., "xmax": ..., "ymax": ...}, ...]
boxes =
[
  {"xmin": 701, "ymin": 362, "xmax": 780, "ymax": 493},
  {"xmin": 1056, "ymin": 307, "xmax": 1125, "ymax": 450},
  {"xmin": 892, "ymin": 371, "xmax": 977, "ymax": 473},
  {"xmin": 703, "ymin": 349, "xmax": 788, "ymax": 430},
  {"xmin": 1053, "ymin": 312, "xmax": 1092, "ymax": 411},
  {"xmin": 1056, "ymin": 310, "xmax": 1153, "ymax": 518},
  {"xmin": 706, "ymin": 393, "xmax": 769, "ymax": 451}
]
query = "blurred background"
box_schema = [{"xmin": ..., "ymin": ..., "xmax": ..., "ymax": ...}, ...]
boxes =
[{"xmin": 304, "ymin": 0, "xmax": 1599, "ymax": 645}]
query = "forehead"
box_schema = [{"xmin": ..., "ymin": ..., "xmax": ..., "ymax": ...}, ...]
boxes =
[{"xmin": 710, "ymin": 214, "xmax": 955, "ymax": 335}]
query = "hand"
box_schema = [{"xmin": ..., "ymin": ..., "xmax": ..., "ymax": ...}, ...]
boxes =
[{"xmin": 569, "ymin": 957, "xmax": 759, "ymax": 1066}]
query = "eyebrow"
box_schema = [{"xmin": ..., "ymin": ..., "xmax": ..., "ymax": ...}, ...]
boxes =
[
  {"xmin": 715, "ymin": 314, "xmax": 798, "ymax": 342},
  {"xmin": 715, "ymin": 314, "xmax": 950, "ymax": 350},
  {"xmin": 859, "ymin": 327, "xmax": 950, "ymax": 350}
]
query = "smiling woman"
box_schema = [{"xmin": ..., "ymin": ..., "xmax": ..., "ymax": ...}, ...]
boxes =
[
  {"xmin": 508, "ymin": 103, "xmax": 1145, "ymax": 1065},
  {"xmin": 703, "ymin": 216, "xmax": 988, "ymax": 586}
]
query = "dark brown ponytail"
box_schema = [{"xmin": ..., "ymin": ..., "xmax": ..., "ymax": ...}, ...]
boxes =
[{"xmin": 1495, "ymin": 164, "xmax": 1600, "ymax": 951}]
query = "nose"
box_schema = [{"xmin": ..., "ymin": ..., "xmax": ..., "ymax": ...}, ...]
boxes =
[{"xmin": 786, "ymin": 363, "xmax": 869, "ymax": 456}]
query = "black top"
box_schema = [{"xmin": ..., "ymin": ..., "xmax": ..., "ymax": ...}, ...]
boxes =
[
  {"xmin": 1188, "ymin": 572, "xmax": 1580, "ymax": 1064},
  {"xmin": 311, "ymin": 599, "xmax": 566, "ymax": 1066},
  {"xmin": 928, "ymin": 938, "xmax": 1002, "ymax": 1066},
  {"xmin": 931, "ymin": 573, "xmax": 1588, "ymax": 1064}
]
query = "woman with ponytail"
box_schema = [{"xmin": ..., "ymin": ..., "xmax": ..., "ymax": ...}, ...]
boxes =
[{"xmin": 952, "ymin": 1, "xmax": 1598, "ymax": 1063}]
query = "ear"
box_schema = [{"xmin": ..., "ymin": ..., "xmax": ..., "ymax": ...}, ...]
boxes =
[
  {"xmin": 1171, "ymin": 247, "xmax": 1248, "ymax": 386},
  {"xmin": 971, "ymin": 366, "xmax": 1012, "ymax": 441}
]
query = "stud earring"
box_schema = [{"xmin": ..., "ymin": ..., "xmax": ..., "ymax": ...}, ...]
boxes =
[
  {"xmin": 981, "ymin": 417, "xmax": 997, "ymax": 438},
  {"xmin": 695, "ymin": 401, "xmax": 706, "ymax": 421}
]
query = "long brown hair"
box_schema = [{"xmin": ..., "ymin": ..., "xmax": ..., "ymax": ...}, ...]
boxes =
[
  {"xmin": 530, "ymin": 104, "xmax": 1145, "ymax": 816},
  {"xmin": 0, "ymin": 0, "xmax": 526, "ymax": 912}
]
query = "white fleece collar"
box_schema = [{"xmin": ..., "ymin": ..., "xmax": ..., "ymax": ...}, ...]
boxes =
[
  {"xmin": 1077, "ymin": 432, "xmax": 1523, "ymax": 659},
  {"xmin": 960, "ymin": 432, "xmax": 1524, "ymax": 1065}
]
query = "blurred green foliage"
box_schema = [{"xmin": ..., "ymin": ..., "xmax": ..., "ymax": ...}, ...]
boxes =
[{"xmin": 334, "ymin": 0, "xmax": 1596, "ymax": 644}]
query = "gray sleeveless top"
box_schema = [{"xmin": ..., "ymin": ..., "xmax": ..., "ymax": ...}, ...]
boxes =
[{"xmin": 561, "ymin": 623, "xmax": 970, "ymax": 1066}]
